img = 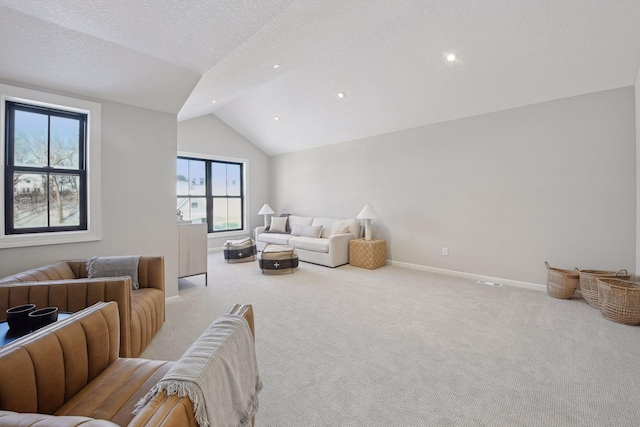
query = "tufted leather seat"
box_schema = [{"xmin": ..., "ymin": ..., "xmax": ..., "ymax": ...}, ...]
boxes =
[{"xmin": 0, "ymin": 257, "xmax": 165, "ymax": 357}]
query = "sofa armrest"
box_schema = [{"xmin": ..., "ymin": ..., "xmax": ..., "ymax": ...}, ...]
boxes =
[
  {"xmin": 0, "ymin": 278, "xmax": 133, "ymax": 357},
  {"xmin": 129, "ymin": 392, "xmax": 198, "ymax": 427},
  {"xmin": 254, "ymin": 226, "xmax": 267, "ymax": 241},
  {"xmin": 137, "ymin": 256, "xmax": 165, "ymax": 292},
  {"xmin": 131, "ymin": 304, "xmax": 256, "ymax": 427},
  {"xmin": 328, "ymin": 233, "xmax": 355, "ymax": 249},
  {"xmin": 0, "ymin": 410, "xmax": 118, "ymax": 426},
  {"xmin": 328, "ymin": 233, "xmax": 356, "ymax": 265}
]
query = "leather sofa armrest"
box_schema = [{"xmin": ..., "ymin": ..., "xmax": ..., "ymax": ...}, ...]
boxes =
[
  {"xmin": 0, "ymin": 411, "xmax": 119, "ymax": 426},
  {"xmin": 137, "ymin": 256, "xmax": 164, "ymax": 292},
  {"xmin": 131, "ymin": 304, "xmax": 256, "ymax": 427},
  {"xmin": 0, "ymin": 277, "xmax": 133, "ymax": 357},
  {"xmin": 129, "ymin": 392, "xmax": 198, "ymax": 427}
]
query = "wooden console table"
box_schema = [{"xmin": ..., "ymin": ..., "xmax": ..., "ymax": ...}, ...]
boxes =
[{"xmin": 178, "ymin": 222, "xmax": 208, "ymax": 285}]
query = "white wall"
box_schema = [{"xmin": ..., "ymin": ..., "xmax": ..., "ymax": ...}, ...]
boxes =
[
  {"xmin": 636, "ymin": 67, "xmax": 640, "ymax": 276},
  {"xmin": 0, "ymin": 88, "xmax": 180, "ymax": 298},
  {"xmin": 177, "ymin": 114, "xmax": 271, "ymax": 249},
  {"xmin": 272, "ymin": 87, "xmax": 636, "ymax": 285}
]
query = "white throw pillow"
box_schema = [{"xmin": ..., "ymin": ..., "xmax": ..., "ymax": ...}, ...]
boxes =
[
  {"xmin": 291, "ymin": 224, "xmax": 323, "ymax": 238},
  {"xmin": 331, "ymin": 224, "xmax": 351, "ymax": 236},
  {"xmin": 269, "ymin": 216, "xmax": 288, "ymax": 233},
  {"xmin": 302, "ymin": 225, "xmax": 323, "ymax": 238}
]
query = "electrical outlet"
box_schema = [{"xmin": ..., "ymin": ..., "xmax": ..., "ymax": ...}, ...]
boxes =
[{"xmin": 442, "ymin": 247, "xmax": 448, "ymax": 256}]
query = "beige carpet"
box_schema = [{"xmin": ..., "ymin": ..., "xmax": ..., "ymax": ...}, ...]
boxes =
[{"xmin": 142, "ymin": 254, "xmax": 640, "ymax": 426}]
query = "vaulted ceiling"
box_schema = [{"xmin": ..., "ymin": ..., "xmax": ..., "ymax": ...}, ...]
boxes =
[{"xmin": 1, "ymin": 0, "xmax": 640, "ymax": 156}]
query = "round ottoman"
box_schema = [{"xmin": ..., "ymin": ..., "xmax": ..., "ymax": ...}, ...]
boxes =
[
  {"xmin": 223, "ymin": 237, "xmax": 257, "ymax": 263},
  {"xmin": 259, "ymin": 245, "xmax": 299, "ymax": 274}
]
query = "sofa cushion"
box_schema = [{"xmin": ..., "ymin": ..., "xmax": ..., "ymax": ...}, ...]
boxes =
[
  {"xmin": 288, "ymin": 215, "xmax": 313, "ymax": 228},
  {"xmin": 331, "ymin": 224, "xmax": 351, "ymax": 235},
  {"xmin": 55, "ymin": 358, "xmax": 173, "ymax": 426},
  {"xmin": 288, "ymin": 236, "xmax": 330, "ymax": 253},
  {"xmin": 0, "ymin": 302, "xmax": 121, "ymax": 415},
  {"xmin": 0, "ymin": 261, "xmax": 77, "ymax": 285},
  {"xmin": 268, "ymin": 216, "xmax": 288, "ymax": 233},
  {"xmin": 312, "ymin": 218, "xmax": 359, "ymax": 239},
  {"xmin": 257, "ymin": 232, "xmax": 291, "ymax": 245},
  {"xmin": 291, "ymin": 225, "xmax": 322, "ymax": 238}
]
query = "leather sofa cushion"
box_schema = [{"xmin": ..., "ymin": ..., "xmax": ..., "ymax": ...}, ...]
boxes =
[
  {"xmin": 56, "ymin": 358, "xmax": 173, "ymax": 426},
  {"xmin": 0, "ymin": 261, "xmax": 77, "ymax": 284},
  {"xmin": 0, "ymin": 302, "xmax": 120, "ymax": 415},
  {"xmin": 0, "ymin": 410, "xmax": 119, "ymax": 426}
]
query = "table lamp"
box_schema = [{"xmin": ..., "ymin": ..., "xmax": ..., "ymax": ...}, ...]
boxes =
[
  {"xmin": 356, "ymin": 204, "xmax": 379, "ymax": 240},
  {"xmin": 258, "ymin": 204, "xmax": 275, "ymax": 227}
]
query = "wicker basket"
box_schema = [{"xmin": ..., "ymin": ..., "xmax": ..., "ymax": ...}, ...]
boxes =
[
  {"xmin": 545, "ymin": 262, "xmax": 579, "ymax": 299},
  {"xmin": 596, "ymin": 278, "xmax": 640, "ymax": 325},
  {"xmin": 576, "ymin": 268, "xmax": 630, "ymax": 308}
]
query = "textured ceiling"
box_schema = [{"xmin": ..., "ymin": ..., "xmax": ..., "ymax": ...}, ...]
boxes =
[{"xmin": 1, "ymin": 0, "xmax": 640, "ymax": 155}]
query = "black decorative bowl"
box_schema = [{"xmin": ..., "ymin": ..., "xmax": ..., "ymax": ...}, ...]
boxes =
[
  {"xmin": 6, "ymin": 304, "xmax": 36, "ymax": 331},
  {"xmin": 28, "ymin": 307, "xmax": 58, "ymax": 331}
]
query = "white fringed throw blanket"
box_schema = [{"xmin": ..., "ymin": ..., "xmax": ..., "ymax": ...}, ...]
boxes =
[{"xmin": 134, "ymin": 315, "xmax": 262, "ymax": 427}]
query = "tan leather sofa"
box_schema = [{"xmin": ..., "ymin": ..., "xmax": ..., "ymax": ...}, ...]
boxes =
[
  {"xmin": 0, "ymin": 257, "xmax": 165, "ymax": 357},
  {"xmin": 0, "ymin": 301, "xmax": 256, "ymax": 426}
]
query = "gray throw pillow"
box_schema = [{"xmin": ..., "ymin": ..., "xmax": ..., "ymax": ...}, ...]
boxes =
[{"xmin": 87, "ymin": 256, "xmax": 140, "ymax": 289}]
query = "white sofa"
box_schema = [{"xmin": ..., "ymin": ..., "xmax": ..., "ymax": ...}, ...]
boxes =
[{"xmin": 254, "ymin": 215, "xmax": 361, "ymax": 267}]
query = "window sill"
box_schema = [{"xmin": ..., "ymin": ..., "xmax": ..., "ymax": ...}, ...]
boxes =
[
  {"xmin": 0, "ymin": 229, "xmax": 101, "ymax": 249},
  {"xmin": 207, "ymin": 230, "xmax": 248, "ymax": 239}
]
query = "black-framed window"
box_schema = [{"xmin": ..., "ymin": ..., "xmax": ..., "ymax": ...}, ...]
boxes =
[
  {"xmin": 4, "ymin": 101, "xmax": 87, "ymax": 234},
  {"xmin": 177, "ymin": 156, "xmax": 244, "ymax": 233}
]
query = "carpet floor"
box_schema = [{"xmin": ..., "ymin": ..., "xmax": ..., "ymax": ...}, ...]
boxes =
[{"xmin": 141, "ymin": 254, "xmax": 640, "ymax": 426}]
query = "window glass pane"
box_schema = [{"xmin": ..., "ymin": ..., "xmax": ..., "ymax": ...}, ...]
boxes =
[
  {"xmin": 228, "ymin": 199, "xmax": 242, "ymax": 230},
  {"xmin": 13, "ymin": 173, "xmax": 47, "ymax": 228},
  {"xmin": 188, "ymin": 160, "xmax": 206, "ymax": 196},
  {"xmin": 13, "ymin": 110, "xmax": 48, "ymax": 167},
  {"xmin": 176, "ymin": 159, "xmax": 189, "ymax": 195},
  {"xmin": 177, "ymin": 197, "xmax": 189, "ymax": 221},
  {"xmin": 189, "ymin": 197, "xmax": 207, "ymax": 223},
  {"xmin": 211, "ymin": 163, "xmax": 226, "ymax": 196},
  {"xmin": 50, "ymin": 116, "xmax": 80, "ymax": 169},
  {"xmin": 49, "ymin": 175, "xmax": 80, "ymax": 226},
  {"xmin": 227, "ymin": 164, "xmax": 241, "ymax": 196},
  {"xmin": 213, "ymin": 198, "xmax": 228, "ymax": 230}
]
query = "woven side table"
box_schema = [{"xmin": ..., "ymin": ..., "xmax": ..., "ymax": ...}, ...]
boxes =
[{"xmin": 349, "ymin": 238, "xmax": 386, "ymax": 270}]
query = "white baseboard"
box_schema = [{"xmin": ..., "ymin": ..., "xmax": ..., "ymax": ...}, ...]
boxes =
[
  {"xmin": 390, "ymin": 260, "xmax": 546, "ymax": 292},
  {"xmin": 209, "ymin": 247, "xmax": 223, "ymax": 253},
  {"xmin": 165, "ymin": 295, "xmax": 181, "ymax": 304}
]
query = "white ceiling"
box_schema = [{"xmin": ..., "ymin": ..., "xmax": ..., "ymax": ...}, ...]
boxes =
[{"xmin": 1, "ymin": 0, "xmax": 640, "ymax": 156}]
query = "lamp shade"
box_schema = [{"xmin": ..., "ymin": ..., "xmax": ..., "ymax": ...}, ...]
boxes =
[
  {"xmin": 356, "ymin": 204, "xmax": 379, "ymax": 220},
  {"xmin": 258, "ymin": 204, "xmax": 275, "ymax": 215}
]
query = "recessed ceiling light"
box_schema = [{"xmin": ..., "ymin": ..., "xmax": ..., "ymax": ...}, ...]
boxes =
[
  {"xmin": 211, "ymin": 100, "xmax": 217, "ymax": 104},
  {"xmin": 337, "ymin": 92, "xmax": 346, "ymax": 98},
  {"xmin": 273, "ymin": 64, "xmax": 281, "ymax": 69},
  {"xmin": 446, "ymin": 53, "xmax": 457, "ymax": 62},
  {"xmin": 274, "ymin": 116, "xmax": 280, "ymax": 121}
]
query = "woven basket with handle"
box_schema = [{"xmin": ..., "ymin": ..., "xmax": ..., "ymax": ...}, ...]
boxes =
[
  {"xmin": 545, "ymin": 262, "xmax": 579, "ymax": 299},
  {"xmin": 596, "ymin": 278, "xmax": 640, "ymax": 325},
  {"xmin": 576, "ymin": 268, "xmax": 630, "ymax": 308}
]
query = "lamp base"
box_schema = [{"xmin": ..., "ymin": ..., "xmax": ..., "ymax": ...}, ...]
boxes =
[{"xmin": 364, "ymin": 219, "xmax": 372, "ymax": 240}]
